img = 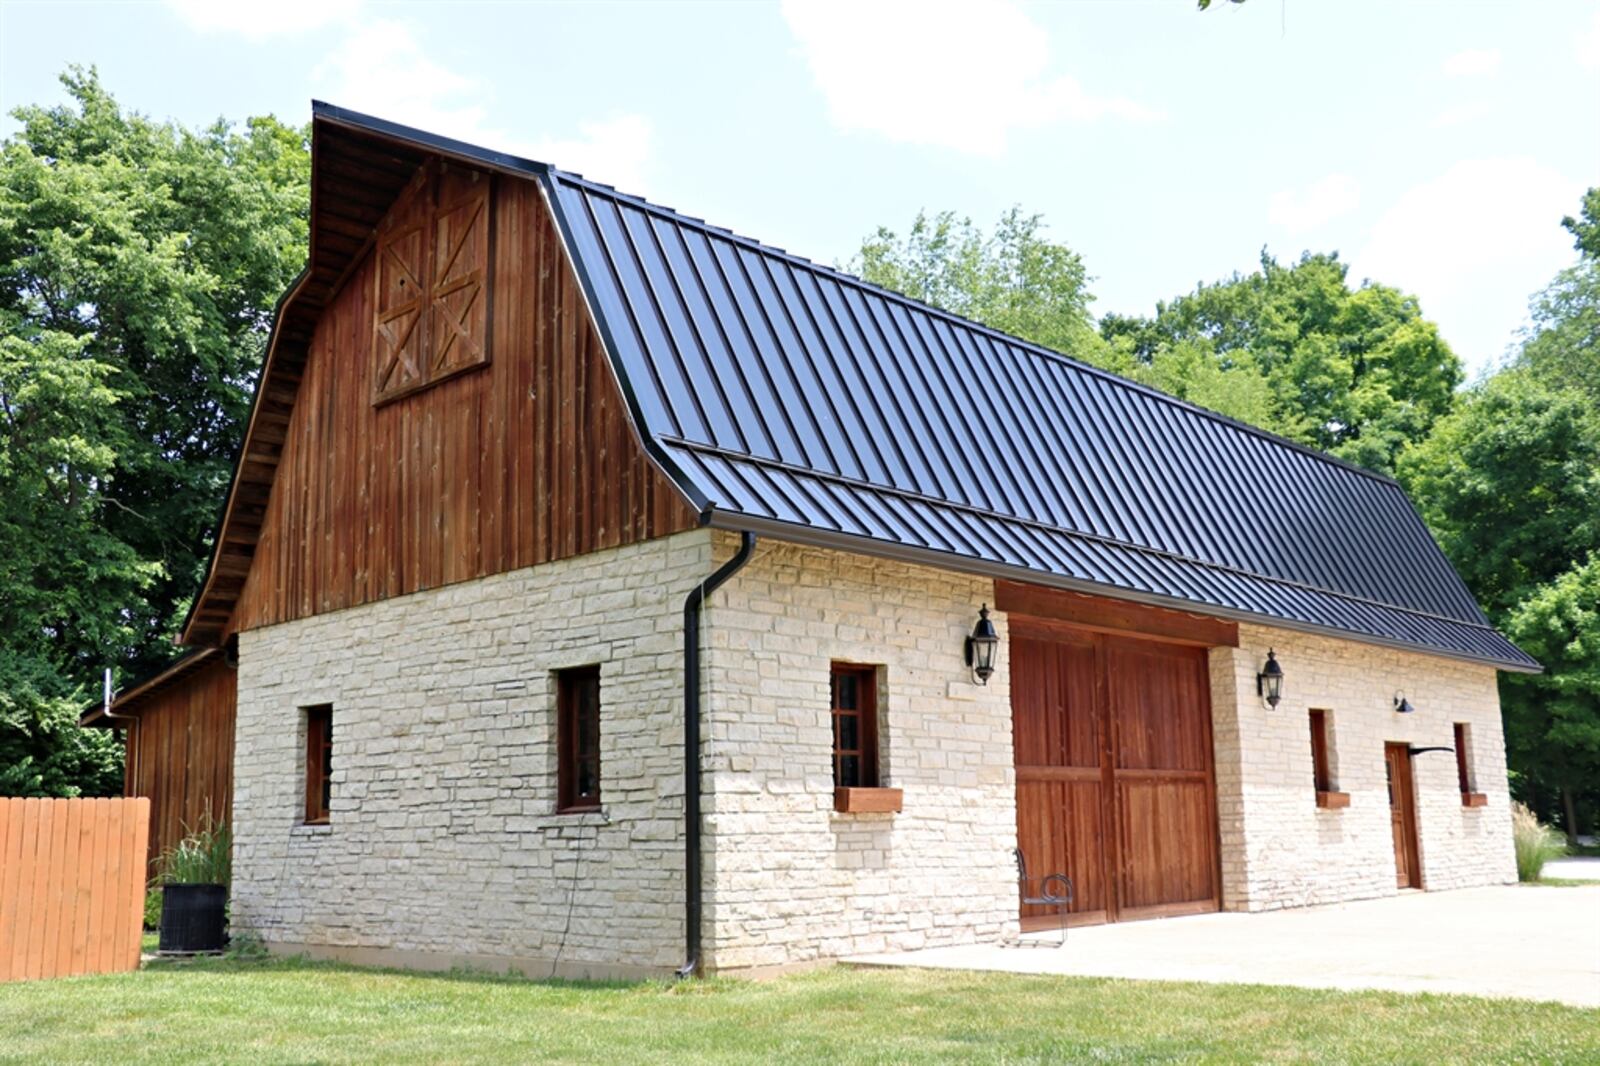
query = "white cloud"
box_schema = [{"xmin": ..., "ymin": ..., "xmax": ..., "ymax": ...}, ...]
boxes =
[
  {"xmin": 779, "ymin": 0, "xmax": 1160, "ymax": 155},
  {"xmin": 1441, "ymin": 48, "xmax": 1501, "ymax": 77},
  {"xmin": 527, "ymin": 115, "xmax": 654, "ymax": 189},
  {"xmin": 310, "ymin": 19, "xmax": 653, "ymax": 190},
  {"xmin": 1353, "ymin": 158, "xmax": 1583, "ymax": 372},
  {"xmin": 1430, "ymin": 102, "xmax": 1491, "ymax": 128},
  {"xmin": 1268, "ymin": 174, "xmax": 1360, "ymax": 233},
  {"xmin": 1580, "ymin": 11, "xmax": 1600, "ymax": 68},
  {"xmin": 166, "ymin": 0, "xmax": 361, "ymax": 37}
]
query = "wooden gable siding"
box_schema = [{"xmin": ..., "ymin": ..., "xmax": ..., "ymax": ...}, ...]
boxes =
[
  {"xmin": 230, "ymin": 167, "xmax": 696, "ymax": 633},
  {"xmin": 122, "ymin": 655, "xmax": 236, "ymax": 871}
]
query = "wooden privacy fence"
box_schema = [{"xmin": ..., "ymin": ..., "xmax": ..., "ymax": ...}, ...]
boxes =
[{"xmin": 0, "ymin": 797, "xmax": 150, "ymax": 982}]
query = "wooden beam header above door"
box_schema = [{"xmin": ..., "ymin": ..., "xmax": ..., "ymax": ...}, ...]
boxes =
[{"xmin": 996, "ymin": 580, "xmax": 1240, "ymax": 648}]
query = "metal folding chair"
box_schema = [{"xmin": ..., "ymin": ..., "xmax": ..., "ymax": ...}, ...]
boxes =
[{"xmin": 1014, "ymin": 847, "xmax": 1073, "ymax": 947}]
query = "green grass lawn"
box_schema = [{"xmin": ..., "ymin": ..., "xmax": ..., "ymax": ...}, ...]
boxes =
[{"xmin": 2, "ymin": 957, "xmax": 1596, "ymax": 1065}]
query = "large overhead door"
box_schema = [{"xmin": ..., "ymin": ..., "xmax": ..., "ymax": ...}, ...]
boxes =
[{"xmin": 1012, "ymin": 621, "xmax": 1220, "ymax": 926}]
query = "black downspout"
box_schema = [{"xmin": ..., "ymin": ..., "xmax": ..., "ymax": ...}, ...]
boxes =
[{"xmin": 676, "ymin": 530, "xmax": 757, "ymax": 979}]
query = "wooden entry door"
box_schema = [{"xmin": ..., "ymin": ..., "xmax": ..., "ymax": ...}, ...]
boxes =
[
  {"xmin": 1384, "ymin": 742, "xmax": 1422, "ymax": 888},
  {"xmin": 1012, "ymin": 623, "xmax": 1220, "ymax": 926}
]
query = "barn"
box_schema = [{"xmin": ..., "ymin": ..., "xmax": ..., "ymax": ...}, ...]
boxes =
[{"xmin": 88, "ymin": 102, "xmax": 1535, "ymax": 978}]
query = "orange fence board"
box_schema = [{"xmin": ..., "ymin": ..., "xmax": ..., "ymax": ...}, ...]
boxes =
[{"xmin": 0, "ymin": 797, "xmax": 150, "ymax": 982}]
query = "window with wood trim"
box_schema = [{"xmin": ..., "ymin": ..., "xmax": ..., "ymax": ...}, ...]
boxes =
[
  {"xmin": 304, "ymin": 705, "xmax": 333, "ymax": 824},
  {"xmin": 557, "ymin": 666, "xmax": 601, "ymax": 812},
  {"xmin": 830, "ymin": 663, "xmax": 880, "ymax": 789},
  {"xmin": 1454, "ymin": 723, "xmax": 1475, "ymax": 793},
  {"xmin": 372, "ymin": 160, "xmax": 493, "ymax": 405},
  {"xmin": 1309, "ymin": 709, "xmax": 1334, "ymax": 793}
]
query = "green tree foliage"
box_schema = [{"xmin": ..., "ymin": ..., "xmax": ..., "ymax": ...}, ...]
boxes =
[
  {"xmin": 1561, "ymin": 187, "xmax": 1600, "ymax": 262},
  {"xmin": 852, "ymin": 207, "xmax": 1124, "ymax": 372},
  {"xmin": 1504, "ymin": 557, "xmax": 1600, "ymax": 843},
  {"xmin": 0, "ymin": 69, "xmax": 309, "ymax": 795},
  {"xmin": 1398, "ymin": 370, "xmax": 1600, "ymax": 617},
  {"xmin": 1402, "ymin": 190, "xmax": 1600, "ymax": 835},
  {"xmin": 1101, "ymin": 252, "xmax": 1463, "ymax": 474}
]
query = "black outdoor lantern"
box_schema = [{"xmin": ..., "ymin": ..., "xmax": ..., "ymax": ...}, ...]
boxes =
[
  {"xmin": 965, "ymin": 604, "xmax": 1000, "ymax": 685},
  {"xmin": 1256, "ymin": 649, "xmax": 1285, "ymax": 709},
  {"xmin": 1394, "ymin": 694, "xmax": 1416, "ymax": 714}
]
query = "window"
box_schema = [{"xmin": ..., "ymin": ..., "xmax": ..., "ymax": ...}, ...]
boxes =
[
  {"xmin": 1308, "ymin": 709, "xmax": 1347, "ymax": 807},
  {"xmin": 830, "ymin": 663, "xmax": 879, "ymax": 789},
  {"xmin": 557, "ymin": 666, "xmax": 602, "ymax": 812},
  {"xmin": 1308, "ymin": 709, "xmax": 1333, "ymax": 793},
  {"xmin": 372, "ymin": 160, "xmax": 492, "ymax": 405},
  {"xmin": 304, "ymin": 705, "xmax": 333, "ymax": 824},
  {"xmin": 1455, "ymin": 723, "xmax": 1475, "ymax": 794}
]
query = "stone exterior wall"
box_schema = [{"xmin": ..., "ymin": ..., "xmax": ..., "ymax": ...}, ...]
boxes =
[
  {"xmin": 230, "ymin": 520, "xmax": 1515, "ymax": 976},
  {"xmin": 230, "ymin": 531, "xmax": 712, "ymax": 979},
  {"xmin": 701, "ymin": 534, "xmax": 1018, "ymax": 972},
  {"xmin": 1210, "ymin": 624, "xmax": 1517, "ymax": 911}
]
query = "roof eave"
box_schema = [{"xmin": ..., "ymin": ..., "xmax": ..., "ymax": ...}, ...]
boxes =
[{"xmin": 701, "ymin": 509, "xmax": 1543, "ymax": 675}]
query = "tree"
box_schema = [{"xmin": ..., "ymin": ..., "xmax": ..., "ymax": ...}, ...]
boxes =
[
  {"xmin": 1398, "ymin": 370, "xmax": 1600, "ymax": 617},
  {"xmin": 852, "ymin": 207, "xmax": 1125, "ymax": 372},
  {"xmin": 1101, "ymin": 252, "xmax": 1461, "ymax": 474},
  {"xmin": 0, "ymin": 69, "xmax": 310, "ymax": 795},
  {"xmin": 1400, "ymin": 190, "xmax": 1600, "ymax": 836},
  {"xmin": 0, "ymin": 325, "xmax": 138, "ymax": 796},
  {"xmin": 1504, "ymin": 557, "xmax": 1600, "ymax": 845},
  {"xmin": 1561, "ymin": 187, "xmax": 1600, "ymax": 262},
  {"xmin": 1526, "ymin": 186, "xmax": 1600, "ymax": 404}
]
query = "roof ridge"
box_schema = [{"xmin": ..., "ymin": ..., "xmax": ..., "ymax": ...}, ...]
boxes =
[
  {"xmin": 661, "ymin": 435, "xmax": 1500, "ymax": 634},
  {"xmin": 549, "ymin": 169, "xmax": 1407, "ymax": 491}
]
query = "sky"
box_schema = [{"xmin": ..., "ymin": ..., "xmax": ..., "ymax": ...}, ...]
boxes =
[{"xmin": 2, "ymin": 0, "xmax": 1597, "ymax": 379}]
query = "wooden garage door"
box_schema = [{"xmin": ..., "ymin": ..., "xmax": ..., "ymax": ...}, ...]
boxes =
[{"xmin": 1013, "ymin": 622, "xmax": 1220, "ymax": 926}]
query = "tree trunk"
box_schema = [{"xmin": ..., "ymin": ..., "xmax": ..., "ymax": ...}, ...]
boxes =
[{"xmin": 1560, "ymin": 786, "xmax": 1580, "ymax": 848}]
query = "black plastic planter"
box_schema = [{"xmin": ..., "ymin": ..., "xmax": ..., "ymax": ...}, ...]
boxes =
[{"xmin": 158, "ymin": 883, "xmax": 227, "ymax": 954}]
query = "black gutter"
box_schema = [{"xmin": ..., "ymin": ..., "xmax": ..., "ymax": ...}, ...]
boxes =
[{"xmin": 677, "ymin": 530, "xmax": 757, "ymax": 979}]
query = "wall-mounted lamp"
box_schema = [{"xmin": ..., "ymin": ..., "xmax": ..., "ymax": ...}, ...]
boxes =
[
  {"xmin": 1256, "ymin": 649, "xmax": 1284, "ymax": 709},
  {"xmin": 965, "ymin": 604, "xmax": 1000, "ymax": 685},
  {"xmin": 1394, "ymin": 694, "xmax": 1416, "ymax": 714}
]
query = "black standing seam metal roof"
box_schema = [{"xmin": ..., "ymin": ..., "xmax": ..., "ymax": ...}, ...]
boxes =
[{"xmin": 305, "ymin": 103, "xmax": 1538, "ymax": 673}]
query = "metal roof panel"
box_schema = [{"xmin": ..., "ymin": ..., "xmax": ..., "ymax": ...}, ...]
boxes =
[{"xmin": 535, "ymin": 163, "xmax": 1536, "ymax": 673}]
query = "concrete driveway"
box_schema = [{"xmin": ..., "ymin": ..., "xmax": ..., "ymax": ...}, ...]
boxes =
[{"xmin": 845, "ymin": 885, "xmax": 1600, "ymax": 1007}]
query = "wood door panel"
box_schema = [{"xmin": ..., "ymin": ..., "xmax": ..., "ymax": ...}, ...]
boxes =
[
  {"xmin": 1106, "ymin": 637, "xmax": 1211, "ymax": 772},
  {"xmin": 1011, "ymin": 629, "xmax": 1099, "ymax": 769},
  {"xmin": 1385, "ymin": 743, "xmax": 1421, "ymax": 888},
  {"xmin": 1116, "ymin": 777, "xmax": 1217, "ymax": 911},
  {"xmin": 1016, "ymin": 780, "xmax": 1108, "ymax": 919}
]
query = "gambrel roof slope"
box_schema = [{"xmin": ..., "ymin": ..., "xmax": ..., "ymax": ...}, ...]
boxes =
[
  {"xmin": 187, "ymin": 103, "xmax": 1536, "ymax": 672},
  {"xmin": 544, "ymin": 173, "xmax": 1535, "ymax": 671}
]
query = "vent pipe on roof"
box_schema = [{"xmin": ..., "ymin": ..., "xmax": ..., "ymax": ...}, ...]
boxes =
[
  {"xmin": 99, "ymin": 667, "xmax": 137, "ymax": 725},
  {"xmin": 676, "ymin": 530, "xmax": 757, "ymax": 980}
]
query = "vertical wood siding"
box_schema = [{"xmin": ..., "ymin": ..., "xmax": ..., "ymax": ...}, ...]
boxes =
[
  {"xmin": 122, "ymin": 656, "xmax": 237, "ymax": 872},
  {"xmin": 0, "ymin": 798, "xmax": 150, "ymax": 982},
  {"xmin": 230, "ymin": 168, "xmax": 695, "ymax": 634}
]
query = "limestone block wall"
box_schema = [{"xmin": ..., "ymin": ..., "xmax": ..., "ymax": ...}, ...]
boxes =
[
  {"xmin": 230, "ymin": 530, "xmax": 711, "ymax": 978},
  {"xmin": 700, "ymin": 534, "xmax": 1018, "ymax": 972},
  {"xmin": 1210, "ymin": 624, "xmax": 1516, "ymax": 911}
]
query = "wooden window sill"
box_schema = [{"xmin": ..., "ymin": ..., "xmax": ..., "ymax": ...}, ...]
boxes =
[
  {"xmin": 1315, "ymin": 790, "xmax": 1351, "ymax": 809},
  {"xmin": 1461, "ymin": 792, "xmax": 1488, "ymax": 808},
  {"xmin": 834, "ymin": 787, "xmax": 902, "ymax": 814},
  {"xmin": 556, "ymin": 804, "xmax": 602, "ymax": 816}
]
